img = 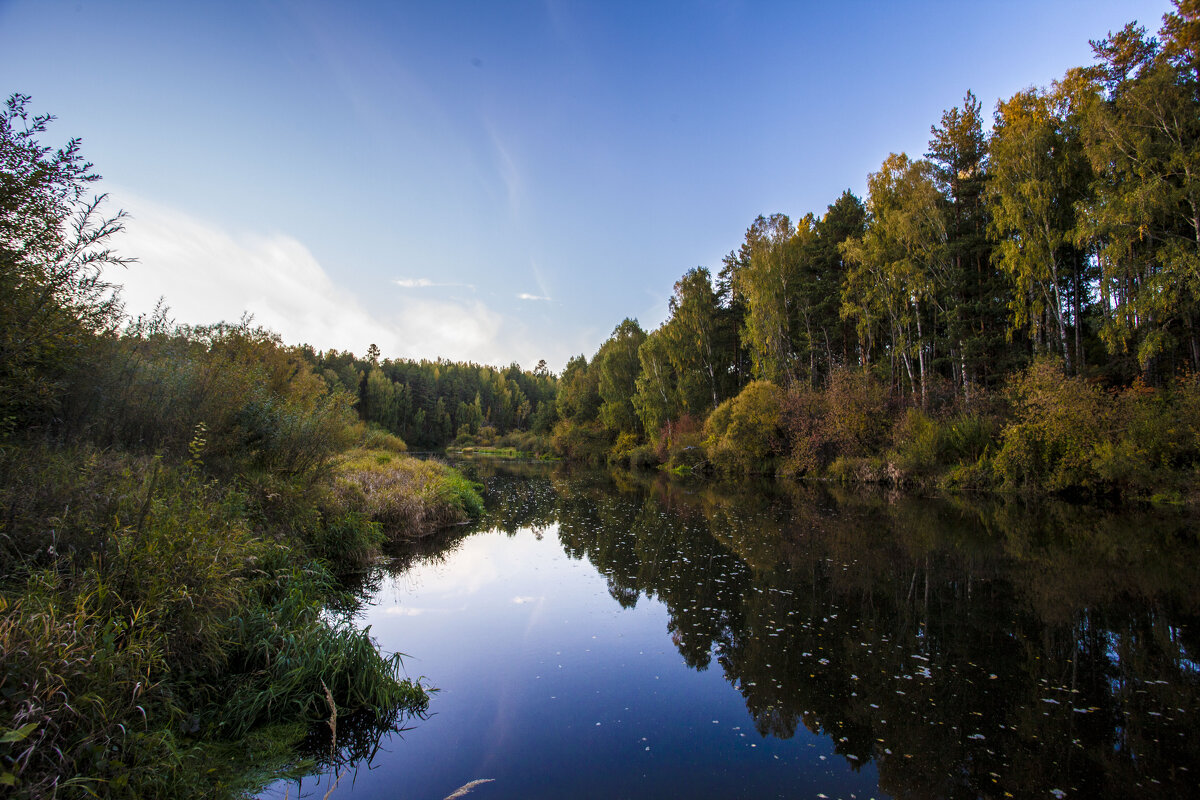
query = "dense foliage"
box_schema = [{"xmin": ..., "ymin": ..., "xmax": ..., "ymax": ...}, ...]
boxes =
[{"xmin": 553, "ymin": 2, "xmax": 1200, "ymax": 501}]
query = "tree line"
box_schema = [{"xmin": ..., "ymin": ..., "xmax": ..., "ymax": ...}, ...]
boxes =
[
  {"xmin": 302, "ymin": 348, "xmax": 558, "ymax": 450},
  {"xmin": 550, "ymin": 2, "xmax": 1200, "ymax": 497}
]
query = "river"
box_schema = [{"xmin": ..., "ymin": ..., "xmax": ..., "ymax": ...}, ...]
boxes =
[{"xmin": 261, "ymin": 459, "xmax": 1199, "ymax": 799}]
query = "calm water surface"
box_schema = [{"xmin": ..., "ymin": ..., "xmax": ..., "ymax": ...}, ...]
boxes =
[{"xmin": 263, "ymin": 461, "xmax": 1199, "ymax": 799}]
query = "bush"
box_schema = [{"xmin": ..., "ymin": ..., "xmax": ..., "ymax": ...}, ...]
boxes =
[
  {"xmin": 355, "ymin": 423, "xmax": 408, "ymax": 453},
  {"xmin": 779, "ymin": 385, "xmax": 828, "ymax": 478},
  {"xmin": 607, "ymin": 431, "xmax": 641, "ymax": 466},
  {"xmin": 704, "ymin": 381, "xmax": 784, "ymax": 475},
  {"xmin": 311, "ymin": 511, "xmax": 385, "ymax": 569},
  {"xmin": 494, "ymin": 429, "xmax": 553, "ymax": 457},
  {"xmin": 940, "ymin": 454, "xmax": 996, "ymax": 490},
  {"xmin": 79, "ymin": 320, "xmax": 357, "ymax": 486},
  {"xmin": 827, "ymin": 455, "xmax": 890, "ymax": 484},
  {"xmin": 822, "ymin": 368, "xmax": 891, "ymax": 457},
  {"xmin": 628, "ymin": 444, "xmax": 661, "ymax": 470},
  {"xmin": 889, "ymin": 407, "xmax": 944, "ymax": 477},
  {"xmin": 941, "ymin": 412, "xmax": 999, "ymax": 464},
  {"xmin": 779, "ymin": 369, "xmax": 891, "ymax": 480},
  {"xmin": 991, "ymin": 358, "xmax": 1109, "ymax": 493},
  {"xmin": 0, "ymin": 444, "xmax": 428, "ymax": 798},
  {"xmin": 551, "ymin": 420, "xmax": 611, "ymax": 464}
]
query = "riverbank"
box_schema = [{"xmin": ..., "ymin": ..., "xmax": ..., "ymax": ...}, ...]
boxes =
[
  {"xmin": 0, "ymin": 434, "xmax": 481, "ymax": 798},
  {"xmin": 0, "ymin": 323, "xmax": 482, "ymax": 798},
  {"xmin": 559, "ymin": 361, "xmax": 1200, "ymax": 506}
]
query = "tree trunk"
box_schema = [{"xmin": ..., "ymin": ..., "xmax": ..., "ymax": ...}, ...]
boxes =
[
  {"xmin": 915, "ymin": 299, "xmax": 928, "ymax": 409},
  {"xmin": 960, "ymin": 341, "xmax": 971, "ymax": 405},
  {"xmin": 1073, "ymin": 250, "xmax": 1084, "ymax": 374}
]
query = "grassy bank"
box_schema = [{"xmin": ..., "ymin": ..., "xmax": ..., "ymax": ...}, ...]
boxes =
[{"xmin": 0, "ymin": 327, "xmax": 482, "ymax": 797}]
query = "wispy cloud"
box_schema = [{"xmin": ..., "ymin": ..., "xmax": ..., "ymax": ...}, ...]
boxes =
[
  {"xmin": 383, "ymin": 607, "xmax": 428, "ymax": 616},
  {"xmin": 484, "ymin": 119, "xmax": 523, "ymax": 216},
  {"xmin": 517, "ymin": 292, "xmax": 551, "ymax": 301},
  {"xmin": 394, "ymin": 277, "xmax": 476, "ymax": 290}
]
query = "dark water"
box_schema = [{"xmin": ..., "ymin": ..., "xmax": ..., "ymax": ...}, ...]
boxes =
[{"xmin": 264, "ymin": 461, "xmax": 1200, "ymax": 799}]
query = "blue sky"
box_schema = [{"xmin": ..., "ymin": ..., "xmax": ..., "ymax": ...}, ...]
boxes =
[{"xmin": 0, "ymin": 0, "xmax": 1175, "ymax": 371}]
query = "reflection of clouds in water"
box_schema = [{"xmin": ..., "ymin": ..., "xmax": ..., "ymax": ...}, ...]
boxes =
[
  {"xmin": 390, "ymin": 541, "xmax": 503, "ymax": 598},
  {"xmin": 512, "ymin": 595, "xmax": 542, "ymax": 604},
  {"xmin": 383, "ymin": 606, "xmax": 428, "ymax": 616}
]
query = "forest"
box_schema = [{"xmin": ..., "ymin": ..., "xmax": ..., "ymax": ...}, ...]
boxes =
[
  {"xmin": 287, "ymin": 4, "xmax": 1200, "ymax": 503},
  {"xmin": 1, "ymin": 2, "xmax": 1198, "ymax": 797}
]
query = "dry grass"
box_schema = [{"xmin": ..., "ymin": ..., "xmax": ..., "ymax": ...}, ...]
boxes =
[{"xmin": 324, "ymin": 451, "xmax": 483, "ymax": 539}]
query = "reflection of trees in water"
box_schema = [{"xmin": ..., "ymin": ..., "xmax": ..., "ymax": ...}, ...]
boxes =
[{"xmin": 444, "ymin": 461, "xmax": 1199, "ymax": 799}]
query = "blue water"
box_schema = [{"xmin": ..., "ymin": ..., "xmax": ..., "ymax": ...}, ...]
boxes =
[
  {"xmin": 265, "ymin": 523, "xmax": 882, "ymax": 800},
  {"xmin": 260, "ymin": 464, "xmax": 1199, "ymax": 800}
]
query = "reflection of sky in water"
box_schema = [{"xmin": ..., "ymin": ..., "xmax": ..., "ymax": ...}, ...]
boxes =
[{"xmin": 263, "ymin": 525, "xmax": 885, "ymax": 799}]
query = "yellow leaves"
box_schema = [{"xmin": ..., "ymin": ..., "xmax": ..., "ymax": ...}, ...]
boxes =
[{"xmin": 704, "ymin": 381, "xmax": 784, "ymax": 474}]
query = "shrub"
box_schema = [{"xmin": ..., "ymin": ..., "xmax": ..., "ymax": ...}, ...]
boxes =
[
  {"xmin": 941, "ymin": 412, "xmax": 998, "ymax": 464},
  {"xmin": 607, "ymin": 431, "xmax": 641, "ymax": 466},
  {"xmin": 311, "ymin": 511, "xmax": 385, "ymax": 569},
  {"xmin": 703, "ymin": 381, "xmax": 784, "ymax": 475},
  {"xmin": 888, "ymin": 408, "xmax": 944, "ymax": 479},
  {"xmin": 0, "ymin": 443, "xmax": 428, "ymax": 798},
  {"xmin": 822, "ymin": 368, "xmax": 891, "ymax": 457},
  {"xmin": 779, "ymin": 385, "xmax": 828, "ymax": 478},
  {"xmin": 628, "ymin": 444, "xmax": 661, "ymax": 470},
  {"xmin": 827, "ymin": 455, "xmax": 889, "ymax": 484},
  {"xmin": 356, "ymin": 424, "xmax": 408, "ymax": 453},
  {"xmin": 550, "ymin": 420, "xmax": 611, "ymax": 464},
  {"xmin": 940, "ymin": 453, "xmax": 996, "ymax": 490},
  {"xmin": 991, "ymin": 358, "xmax": 1109, "ymax": 493},
  {"xmin": 78, "ymin": 320, "xmax": 358, "ymax": 486}
]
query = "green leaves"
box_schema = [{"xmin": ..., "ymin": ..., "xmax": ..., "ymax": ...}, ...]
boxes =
[{"xmin": 0, "ymin": 722, "xmax": 38, "ymax": 744}]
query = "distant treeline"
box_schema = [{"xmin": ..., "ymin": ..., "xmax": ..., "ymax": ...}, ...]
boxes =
[{"xmin": 302, "ymin": 347, "xmax": 558, "ymax": 449}]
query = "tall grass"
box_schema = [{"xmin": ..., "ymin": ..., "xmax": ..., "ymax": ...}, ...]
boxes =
[
  {"xmin": 0, "ymin": 320, "xmax": 475, "ymax": 797},
  {"xmin": 323, "ymin": 450, "xmax": 484, "ymax": 538}
]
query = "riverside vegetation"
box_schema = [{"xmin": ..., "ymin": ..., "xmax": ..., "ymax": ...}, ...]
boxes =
[
  {"xmin": 321, "ymin": 5, "xmax": 1200, "ymax": 503},
  {"xmin": 544, "ymin": 3, "xmax": 1200, "ymax": 500},
  {"xmin": 0, "ymin": 96, "xmax": 481, "ymax": 797},
  {"xmin": 3, "ymin": 2, "xmax": 1199, "ymax": 795}
]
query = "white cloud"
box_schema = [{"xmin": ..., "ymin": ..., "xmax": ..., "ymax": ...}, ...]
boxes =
[
  {"xmin": 109, "ymin": 192, "xmax": 566, "ymax": 367},
  {"xmin": 394, "ymin": 277, "xmax": 476, "ymax": 290},
  {"xmin": 517, "ymin": 292, "xmax": 551, "ymax": 301},
  {"xmin": 116, "ymin": 195, "xmax": 390, "ymax": 353}
]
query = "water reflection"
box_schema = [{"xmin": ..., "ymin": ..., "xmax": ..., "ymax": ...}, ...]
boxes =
[{"xmin": 443, "ymin": 460, "xmax": 1198, "ymax": 798}]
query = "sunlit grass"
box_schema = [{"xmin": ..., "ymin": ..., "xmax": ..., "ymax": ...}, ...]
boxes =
[{"xmin": 325, "ymin": 450, "xmax": 484, "ymax": 538}]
